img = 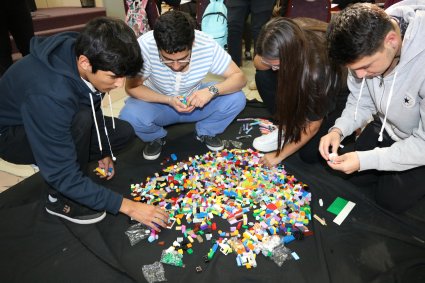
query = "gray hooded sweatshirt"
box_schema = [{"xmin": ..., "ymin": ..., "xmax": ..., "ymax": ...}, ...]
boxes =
[{"xmin": 334, "ymin": 0, "xmax": 425, "ymax": 172}]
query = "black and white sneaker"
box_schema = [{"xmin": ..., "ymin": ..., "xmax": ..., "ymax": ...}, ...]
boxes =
[
  {"xmin": 45, "ymin": 194, "xmax": 106, "ymax": 224},
  {"xmin": 196, "ymin": 134, "xmax": 224, "ymax": 151},
  {"xmin": 143, "ymin": 137, "xmax": 166, "ymax": 160}
]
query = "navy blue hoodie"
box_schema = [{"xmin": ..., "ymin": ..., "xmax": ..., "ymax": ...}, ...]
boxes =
[{"xmin": 0, "ymin": 32, "xmax": 123, "ymax": 214}]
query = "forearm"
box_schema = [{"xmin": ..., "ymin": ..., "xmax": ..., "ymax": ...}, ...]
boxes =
[
  {"xmin": 214, "ymin": 72, "xmax": 247, "ymax": 95},
  {"xmin": 279, "ymin": 120, "xmax": 322, "ymax": 161},
  {"xmin": 126, "ymin": 84, "xmax": 170, "ymax": 104}
]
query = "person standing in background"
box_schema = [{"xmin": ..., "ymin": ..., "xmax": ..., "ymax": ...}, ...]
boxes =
[
  {"xmin": 226, "ymin": 0, "xmax": 275, "ymax": 66},
  {"xmin": 0, "ymin": 0, "xmax": 34, "ymax": 76}
]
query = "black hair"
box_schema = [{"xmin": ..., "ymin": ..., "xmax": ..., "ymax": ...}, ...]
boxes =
[
  {"xmin": 153, "ymin": 10, "xmax": 196, "ymax": 53},
  {"xmin": 75, "ymin": 17, "xmax": 142, "ymax": 77},
  {"xmin": 326, "ymin": 3, "xmax": 393, "ymax": 65}
]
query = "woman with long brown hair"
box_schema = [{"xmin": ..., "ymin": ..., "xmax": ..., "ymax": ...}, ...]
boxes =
[{"xmin": 253, "ymin": 17, "xmax": 348, "ymax": 167}]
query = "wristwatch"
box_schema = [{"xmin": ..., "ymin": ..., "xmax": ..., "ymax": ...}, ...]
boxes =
[{"xmin": 208, "ymin": 85, "xmax": 220, "ymax": 99}]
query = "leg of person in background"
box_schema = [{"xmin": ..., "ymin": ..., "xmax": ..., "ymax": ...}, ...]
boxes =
[
  {"xmin": 0, "ymin": 12, "xmax": 13, "ymax": 76},
  {"xmin": 247, "ymin": 0, "xmax": 274, "ymax": 90},
  {"xmin": 243, "ymin": 15, "xmax": 252, "ymax": 60},
  {"xmin": 227, "ymin": 2, "xmax": 250, "ymax": 66},
  {"xmin": 180, "ymin": 0, "xmax": 197, "ymax": 20},
  {"xmin": 249, "ymin": 0, "xmax": 274, "ymax": 55},
  {"xmin": 0, "ymin": 0, "xmax": 34, "ymax": 76}
]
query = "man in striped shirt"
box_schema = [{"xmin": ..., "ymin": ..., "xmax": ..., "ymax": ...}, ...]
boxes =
[{"xmin": 120, "ymin": 11, "xmax": 247, "ymax": 160}]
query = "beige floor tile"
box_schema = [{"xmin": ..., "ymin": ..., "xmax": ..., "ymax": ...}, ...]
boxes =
[
  {"xmin": 0, "ymin": 158, "xmax": 38, "ymax": 177},
  {"xmin": 0, "ymin": 171, "xmax": 26, "ymax": 193}
]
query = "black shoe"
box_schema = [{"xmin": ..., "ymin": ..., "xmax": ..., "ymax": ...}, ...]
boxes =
[
  {"xmin": 45, "ymin": 194, "xmax": 106, "ymax": 224},
  {"xmin": 196, "ymin": 134, "xmax": 224, "ymax": 151},
  {"xmin": 143, "ymin": 137, "xmax": 166, "ymax": 160}
]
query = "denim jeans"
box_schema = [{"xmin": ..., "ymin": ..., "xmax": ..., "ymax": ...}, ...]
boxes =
[{"xmin": 119, "ymin": 82, "xmax": 246, "ymax": 141}]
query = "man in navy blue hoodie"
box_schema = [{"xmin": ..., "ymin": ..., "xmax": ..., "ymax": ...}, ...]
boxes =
[{"xmin": 0, "ymin": 17, "xmax": 169, "ymax": 228}]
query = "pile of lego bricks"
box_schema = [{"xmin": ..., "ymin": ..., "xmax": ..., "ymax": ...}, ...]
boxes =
[{"xmin": 129, "ymin": 148, "xmax": 312, "ymax": 271}]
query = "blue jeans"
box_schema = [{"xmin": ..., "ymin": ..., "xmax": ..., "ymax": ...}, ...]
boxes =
[{"xmin": 119, "ymin": 82, "xmax": 246, "ymax": 141}]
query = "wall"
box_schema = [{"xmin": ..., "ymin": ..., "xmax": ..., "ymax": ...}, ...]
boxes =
[
  {"xmin": 35, "ymin": 0, "xmax": 104, "ymax": 8},
  {"xmin": 34, "ymin": 0, "xmax": 126, "ymax": 20},
  {"xmin": 102, "ymin": 0, "xmax": 126, "ymax": 20}
]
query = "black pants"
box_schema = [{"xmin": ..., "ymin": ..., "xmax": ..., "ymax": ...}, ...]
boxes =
[
  {"xmin": 226, "ymin": 0, "xmax": 274, "ymax": 66},
  {"xmin": 350, "ymin": 118, "xmax": 425, "ymax": 213},
  {"xmin": 255, "ymin": 69, "xmax": 278, "ymax": 114},
  {"xmin": 0, "ymin": 107, "xmax": 135, "ymax": 174},
  {"xmin": 255, "ymin": 69, "xmax": 349, "ymax": 164},
  {"xmin": 0, "ymin": 0, "xmax": 34, "ymax": 76}
]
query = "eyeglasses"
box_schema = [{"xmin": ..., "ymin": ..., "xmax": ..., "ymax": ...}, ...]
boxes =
[
  {"xmin": 159, "ymin": 51, "xmax": 191, "ymax": 65},
  {"xmin": 261, "ymin": 58, "xmax": 280, "ymax": 71}
]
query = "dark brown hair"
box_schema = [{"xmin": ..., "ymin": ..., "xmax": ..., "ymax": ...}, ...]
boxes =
[{"xmin": 327, "ymin": 3, "xmax": 393, "ymax": 64}]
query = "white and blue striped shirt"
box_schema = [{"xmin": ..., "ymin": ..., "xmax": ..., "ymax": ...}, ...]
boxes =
[{"xmin": 137, "ymin": 30, "xmax": 231, "ymax": 97}]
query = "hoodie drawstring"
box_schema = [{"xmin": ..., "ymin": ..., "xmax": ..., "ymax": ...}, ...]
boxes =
[
  {"xmin": 107, "ymin": 92, "xmax": 116, "ymax": 130},
  {"xmin": 89, "ymin": 92, "xmax": 117, "ymax": 161},
  {"xmin": 354, "ymin": 77, "xmax": 366, "ymax": 121},
  {"xmin": 378, "ymin": 71, "xmax": 398, "ymax": 142}
]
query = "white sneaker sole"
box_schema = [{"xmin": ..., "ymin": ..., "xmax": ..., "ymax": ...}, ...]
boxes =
[
  {"xmin": 143, "ymin": 151, "xmax": 161, "ymax": 160},
  {"xmin": 206, "ymin": 144, "xmax": 224, "ymax": 151},
  {"xmin": 196, "ymin": 136, "xmax": 224, "ymax": 151},
  {"xmin": 45, "ymin": 207, "xmax": 106, "ymax": 225}
]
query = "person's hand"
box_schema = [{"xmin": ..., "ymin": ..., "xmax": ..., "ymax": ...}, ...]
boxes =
[
  {"xmin": 326, "ymin": 152, "xmax": 360, "ymax": 174},
  {"xmin": 186, "ymin": 88, "xmax": 213, "ymax": 108},
  {"xmin": 168, "ymin": 96, "xmax": 195, "ymax": 113},
  {"xmin": 96, "ymin": 156, "xmax": 115, "ymax": 180},
  {"xmin": 259, "ymin": 152, "xmax": 283, "ymax": 168},
  {"xmin": 319, "ymin": 129, "xmax": 342, "ymax": 161},
  {"xmin": 120, "ymin": 198, "xmax": 169, "ymax": 232}
]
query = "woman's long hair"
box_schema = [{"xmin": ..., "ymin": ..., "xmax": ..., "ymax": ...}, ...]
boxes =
[{"xmin": 256, "ymin": 17, "xmax": 346, "ymax": 153}]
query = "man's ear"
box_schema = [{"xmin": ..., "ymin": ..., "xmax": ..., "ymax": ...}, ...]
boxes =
[
  {"xmin": 385, "ymin": 30, "xmax": 399, "ymax": 50},
  {"xmin": 77, "ymin": 55, "xmax": 92, "ymax": 72}
]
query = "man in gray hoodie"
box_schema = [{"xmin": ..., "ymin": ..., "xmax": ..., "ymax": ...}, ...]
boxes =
[{"xmin": 319, "ymin": 1, "xmax": 425, "ymax": 213}]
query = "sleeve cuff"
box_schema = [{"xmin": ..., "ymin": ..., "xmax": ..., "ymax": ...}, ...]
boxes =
[
  {"xmin": 357, "ymin": 150, "xmax": 379, "ymax": 171},
  {"xmin": 106, "ymin": 192, "xmax": 123, "ymax": 215}
]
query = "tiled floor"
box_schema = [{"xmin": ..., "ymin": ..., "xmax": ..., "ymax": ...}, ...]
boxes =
[{"xmin": 0, "ymin": 58, "xmax": 260, "ymax": 192}]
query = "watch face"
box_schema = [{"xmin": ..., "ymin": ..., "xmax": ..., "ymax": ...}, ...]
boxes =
[{"xmin": 209, "ymin": 85, "xmax": 219, "ymax": 96}]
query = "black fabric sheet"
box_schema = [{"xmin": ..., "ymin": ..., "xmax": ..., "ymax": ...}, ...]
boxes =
[{"xmin": 1, "ymin": 102, "xmax": 425, "ymax": 283}]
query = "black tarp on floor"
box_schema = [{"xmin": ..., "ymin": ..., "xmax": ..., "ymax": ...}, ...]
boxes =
[{"xmin": 1, "ymin": 102, "xmax": 425, "ymax": 283}]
